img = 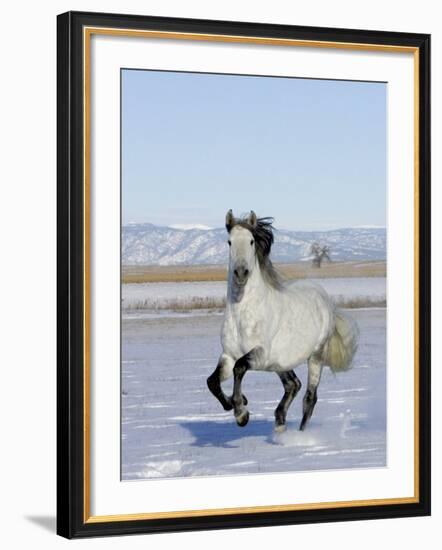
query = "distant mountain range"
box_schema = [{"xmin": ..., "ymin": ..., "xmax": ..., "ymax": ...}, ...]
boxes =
[{"xmin": 122, "ymin": 223, "xmax": 386, "ymax": 266}]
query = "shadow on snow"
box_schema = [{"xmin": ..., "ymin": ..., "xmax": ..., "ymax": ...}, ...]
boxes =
[{"xmin": 179, "ymin": 418, "xmax": 278, "ymax": 448}]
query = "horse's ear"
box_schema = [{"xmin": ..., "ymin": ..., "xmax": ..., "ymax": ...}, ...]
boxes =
[
  {"xmin": 247, "ymin": 211, "xmax": 257, "ymax": 228},
  {"xmin": 225, "ymin": 209, "xmax": 235, "ymax": 232}
]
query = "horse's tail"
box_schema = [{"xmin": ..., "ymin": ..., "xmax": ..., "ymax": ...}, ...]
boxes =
[{"xmin": 324, "ymin": 310, "xmax": 359, "ymax": 373}]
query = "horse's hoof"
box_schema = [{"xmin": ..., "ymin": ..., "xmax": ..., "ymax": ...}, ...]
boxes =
[
  {"xmin": 274, "ymin": 423, "xmax": 286, "ymax": 433},
  {"xmin": 236, "ymin": 410, "xmax": 250, "ymax": 427}
]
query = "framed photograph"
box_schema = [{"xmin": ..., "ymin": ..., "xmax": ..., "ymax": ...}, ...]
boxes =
[{"xmin": 57, "ymin": 11, "xmax": 431, "ymax": 538}]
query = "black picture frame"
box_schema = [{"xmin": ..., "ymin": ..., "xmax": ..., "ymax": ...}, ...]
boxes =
[{"xmin": 57, "ymin": 10, "xmax": 431, "ymax": 539}]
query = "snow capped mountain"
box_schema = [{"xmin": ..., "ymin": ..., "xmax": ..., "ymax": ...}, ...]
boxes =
[
  {"xmin": 168, "ymin": 223, "xmax": 213, "ymax": 230},
  {"xmin": 122, "ymin": 223, "xmax": 386, "ymax": 266}
]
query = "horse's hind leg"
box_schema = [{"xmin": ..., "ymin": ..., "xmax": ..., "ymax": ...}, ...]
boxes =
[
  {"xmin": 274, "ymin": 371, "xmax": 302, "ymax": 432},
  {"xmin": 207, "ymin": 354, "xmax": 236, "ymax": 411},
  {"xmin": 300, "ymin": 355, "xmax": 323, "ymax": 431}
]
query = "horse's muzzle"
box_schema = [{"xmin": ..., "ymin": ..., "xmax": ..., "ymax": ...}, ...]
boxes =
[{"xmin": 233, "ymin": 265, "xmax": 250, "ymax": 286}]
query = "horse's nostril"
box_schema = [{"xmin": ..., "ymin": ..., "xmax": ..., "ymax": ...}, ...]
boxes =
[
  {"xmin": 234, "ymin": 269, "xmax": 239, "ymax": 277},
  {"xmin": 244, "ymin": 269, "xmax": 249, "ymax": 277}
]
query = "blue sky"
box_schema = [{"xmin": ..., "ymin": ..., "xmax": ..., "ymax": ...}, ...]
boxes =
[{"xmin": 122, "ymin": 69, "xmax": 386, "ymax": 231}]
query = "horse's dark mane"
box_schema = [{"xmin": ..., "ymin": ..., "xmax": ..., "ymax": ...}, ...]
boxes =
[{"xmin": 231, "ymin": 216, "xmax": 285, "ymax": 291}]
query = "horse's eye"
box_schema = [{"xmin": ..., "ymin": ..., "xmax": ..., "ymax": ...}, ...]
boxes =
[
  {"xmin": 250, "ymin": 240, "xmax": 254, "ymax": 246},
  {"xmin": 228, "ymin": 240, "xmax": 231, "ymax": 246}
]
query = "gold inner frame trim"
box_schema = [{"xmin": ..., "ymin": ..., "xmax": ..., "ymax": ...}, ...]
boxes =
[
  {"xmin": 83, "ymin": 26, "xmax": 420, "ymax": 524},
  {"xmin": 85, "ymin": 26, "xmax": 419, "ymax": 53}
]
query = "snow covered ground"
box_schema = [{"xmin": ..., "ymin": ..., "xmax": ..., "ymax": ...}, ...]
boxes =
[
  {"xmin": 122, "ymin": 277, "xmax": 386, "ymax": 312},
  {"xmin": 121, "ymin": 308, "xmax": 386, "ymax": 481}
]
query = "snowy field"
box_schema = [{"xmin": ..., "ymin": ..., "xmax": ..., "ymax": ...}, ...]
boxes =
[
  {"xmin": 122, "ymin": 308, "xmax": 386, "ymax": 480},
  {"xmin": 122, "ymin": 277, "xmax": 386, "ymax": 312}
]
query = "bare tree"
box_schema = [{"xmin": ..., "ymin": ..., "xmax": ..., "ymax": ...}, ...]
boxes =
[{"xmin": 310, "ymin": 242, "xmax": 331, "ymax": 268}]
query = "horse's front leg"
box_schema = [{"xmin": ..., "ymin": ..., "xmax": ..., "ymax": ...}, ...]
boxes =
[
  {"xmin": 207, "ymin": 354, "xmax": 236, "ymax": 411},
  {"xmin": 232, "ymin": 347, "xmax": 262, "ymax": 427}
]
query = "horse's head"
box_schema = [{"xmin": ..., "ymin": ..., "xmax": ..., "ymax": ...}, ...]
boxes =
[
  {"xmin": 225, "ymin": 210, "xmax": 281, "ymax": 293},
  {"xmin": 225, "ymin": 210, "xmax": 259, "ymax": 287}
]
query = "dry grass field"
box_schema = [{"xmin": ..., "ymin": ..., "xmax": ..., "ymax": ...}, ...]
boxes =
[{"xmin": 122, "ymin": 260, "xmax": 386, "ymax": 284}]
